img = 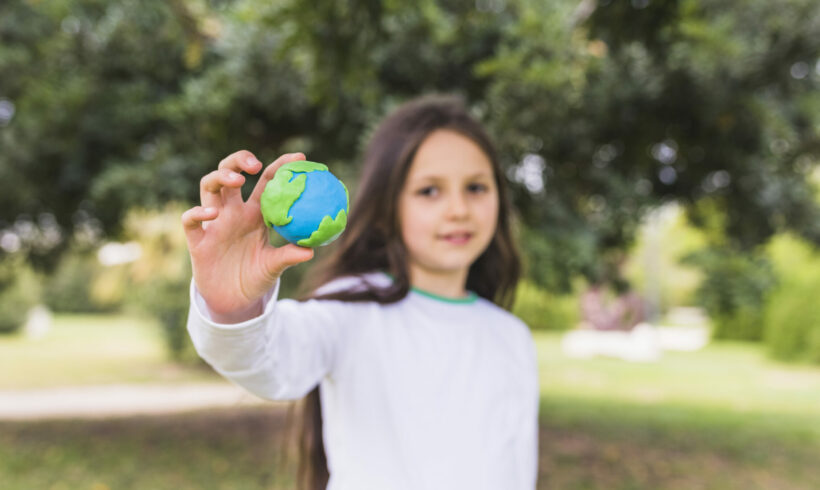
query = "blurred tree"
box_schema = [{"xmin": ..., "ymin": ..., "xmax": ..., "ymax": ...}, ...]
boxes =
[
  {"xmin": 1, "ymin": 0, "xmax": 818, "ymax": 297},
  {"xmin": 480, "ymin": 0, "xmax": 820, "ymax": 289},
  {"xmin": 0, "ymin": 0, "xmax": 209, "ymax": 268}
]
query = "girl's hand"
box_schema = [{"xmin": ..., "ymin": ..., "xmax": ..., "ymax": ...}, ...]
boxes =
[{"xmin": 182, "ymin": 151, "xmax": 315, "ymax": 324}]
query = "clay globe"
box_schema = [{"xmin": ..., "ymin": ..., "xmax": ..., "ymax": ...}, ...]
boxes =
[{"xmin": 260, "ymin": 161, "xmax": 349, "ymax": 247}]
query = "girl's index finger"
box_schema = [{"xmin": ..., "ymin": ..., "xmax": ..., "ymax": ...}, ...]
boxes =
[{"xmin": 219, "ymin": 150, "xmax": 263, "ymax": 175}]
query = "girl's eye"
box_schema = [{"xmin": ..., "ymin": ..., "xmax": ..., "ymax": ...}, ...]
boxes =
[
  {"xmin": 417, "ymin": 186, "xmax": 438, "ymax": 197},
  {"xmin": 468, "ymin": 183, "xmax": 488, "ymax": 193}
]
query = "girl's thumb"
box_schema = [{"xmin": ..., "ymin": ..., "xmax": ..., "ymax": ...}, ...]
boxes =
[{"xmin": 265, "ymin": 244, "xmax": 315, "ymax": 277}]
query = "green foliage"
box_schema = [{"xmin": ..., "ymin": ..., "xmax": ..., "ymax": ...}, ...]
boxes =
[
  {"xmin": 0, "ymin": 254, "xmax": 39, "ymax": 334},
  {"xmin": 763, "ymin": 234, "xmax": 820, "ymax": 362},
  {"xmin": 1, "ymin": 0, "xmax": 818, "ymax": 294},
  {"xmin": 43, "ymin": 246, "xmax": 121, "ymax": 313},
  {"xmin": 483, "ymin": 0, "xmax": 820, "ymax": 288},
  {"xmin": 624, "ymin": 204, "xmax": 707, "ymax": 313},
  {"xmin": 512, "ymin": 279, "xmax": 579, "ymax": 331},
  {"xmin": 517, "ymin": 220, "xmax": 597, "ymax": 294},
  {"xmin": 123, "ymin": 205, "xmax": 199, "ymax": 362},
  {"xmin": 131, "ymin": 273, "xmax": 196, "ymax": 362},
  {"xmin": 683, "ymin": 247, "xmax": 776, "ymax": 341},
  {"xmin": 0, "ymin": 0, "xmax": 199, "ymax": 262},
  {"xmin": 764, "ymin": 280, "xmax": 820, "ymax": 363},
  {"xmin": 712, "ymin": 308, "xmax": 768, "ymax": 343}
]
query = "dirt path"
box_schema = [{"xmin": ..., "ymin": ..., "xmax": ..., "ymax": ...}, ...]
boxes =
[{"xmin": 0, "ymin": 383, "xmax": 279, "ymax": 420}]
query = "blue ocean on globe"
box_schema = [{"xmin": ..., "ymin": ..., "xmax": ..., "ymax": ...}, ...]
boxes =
[{"xmin": 273, "ymin": 169, "xmax": 348, "ymax": 244}]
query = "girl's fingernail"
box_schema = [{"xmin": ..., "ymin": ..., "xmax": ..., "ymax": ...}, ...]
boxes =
[
  {"xmin": 205, "ymin": 207, "xmax": 217, "ymax": 214},
  {"xmin": 246, "ymin": 156, "xmax": 261, "ymax": 167}
]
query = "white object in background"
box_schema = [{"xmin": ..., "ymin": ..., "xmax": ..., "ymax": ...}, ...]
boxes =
[
  {"xmin": 24, "ymin": 305, "xmax": 52, "ymax": 340},
  {"xmin": 561, "ymin": 323, "xmax": 662, "ymax": 362},
  {"xmin": 664, "ymin": 306, "xmax": 709, "ymax": 327},
  {"xmin": 656, "ymin": 306, "xmax": 710, "ymax": 352},
  {"xmin": 656, "ymin": 326, "xmax": 709, "ymax": 352},
  {"xmin": 97, "ymin": 241, "xmax": 142, "ymax": 266}
]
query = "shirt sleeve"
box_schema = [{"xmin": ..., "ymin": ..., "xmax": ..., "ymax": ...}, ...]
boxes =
[{"xmin": 186, "ymin": 278, "xmax": 343, "ymax": 401}]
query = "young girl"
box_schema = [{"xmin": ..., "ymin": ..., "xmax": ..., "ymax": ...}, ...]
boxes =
[{"xmin": 183, "ymin": 95, "xmax": 539, "ymax": 490}]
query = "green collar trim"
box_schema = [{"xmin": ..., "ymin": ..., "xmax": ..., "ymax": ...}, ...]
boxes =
[
  {"xmin": 382, "ymin": 271, "xmax": 477, "ymax": 304},
  {"xmin": 411, "ymin": 286, "xmax": 478, "ymax": 304}
]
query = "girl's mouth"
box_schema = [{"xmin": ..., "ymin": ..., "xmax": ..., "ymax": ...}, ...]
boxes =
[{"xmin": 439, "ymin": 232, "xmax": 473, "ymax": 245}]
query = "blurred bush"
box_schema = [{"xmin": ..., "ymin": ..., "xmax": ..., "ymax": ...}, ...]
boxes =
[
  {"xmin": 682, "ymin": 247, "xmax": 776, "ymax": 341},
  {"xmin": 0, "ymin": 254, "xmax": 40, "ymax": 334},
  {"xmin": 513, "ymin": 279, "xmax": 579, "ymax": 331},
  {"xmin": 763, "ymin": 234, "xmax": 820, "ymax": 363},
  {"xmin": 89, "ymin": 260, "xmax": 131, "ymax": 312},
  {"xmin": 624, "ymin": 204, "xmax": 707, "ymax": 315},
  {"xmin": 122, "ymin": 204, "xmax": 198, "ymax": 363},
  {"xmin": 43, "ymin": 245, "xmax": 122, "ymax": 313}
]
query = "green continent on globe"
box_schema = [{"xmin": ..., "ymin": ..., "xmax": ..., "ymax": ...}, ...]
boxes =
[
  {"xmin": 297, "ymin": 208, "xmax": 348, "ymax": 247},
  {"xmin": 260, "ymin": 161, "xmax": 329, "ymax": 228}
]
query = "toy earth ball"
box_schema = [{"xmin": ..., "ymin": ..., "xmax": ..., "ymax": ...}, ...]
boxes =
[{"xmin": 260, "ymin": 161, "xmax": 349, "ymax": 247}]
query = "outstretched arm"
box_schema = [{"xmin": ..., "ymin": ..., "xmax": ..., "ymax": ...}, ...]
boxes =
[
  {"xmin": 183, "ymin": 150, "xmax": 342, "ymax": 400},
  {"xmin": 181, "ymin": 150, "xmax": 314, "ymax": 323}
]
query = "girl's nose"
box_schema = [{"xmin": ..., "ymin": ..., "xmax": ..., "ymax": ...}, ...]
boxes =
[{"xmin": 447, "ymin": 192, "xmax": 469, "ymax": 219}]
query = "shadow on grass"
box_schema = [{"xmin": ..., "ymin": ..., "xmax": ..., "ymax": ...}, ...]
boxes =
[
  {"xmin": 1, "ymin": 398, "xmax": 819, "ymax": 489},
  {"xmin": 0, "ymin": 406, "xmax": 299, "ymax": 490},
  {"xmin": 539, "ymin": 396, "xmax": 820, "ymax": 489}
]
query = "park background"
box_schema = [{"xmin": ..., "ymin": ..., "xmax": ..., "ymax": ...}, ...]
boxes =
[{"xmin": 1, "ymin": 0, "xmax": 819, "ymax": 488}]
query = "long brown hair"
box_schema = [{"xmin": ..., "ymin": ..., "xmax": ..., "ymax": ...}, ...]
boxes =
[{"xmin": 292, "ymin": 94, "xmax": 521, "ymax": 490}]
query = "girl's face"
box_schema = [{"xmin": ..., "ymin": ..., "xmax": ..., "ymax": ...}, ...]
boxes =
[{"xmin": 398, "ymin": 129, "xmax": 499, "ymax": 285}]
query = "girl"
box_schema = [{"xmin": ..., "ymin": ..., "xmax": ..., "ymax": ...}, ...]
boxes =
[{"xmin": 183, "ymin": 95, "xmax": 539, "ymax": 490}]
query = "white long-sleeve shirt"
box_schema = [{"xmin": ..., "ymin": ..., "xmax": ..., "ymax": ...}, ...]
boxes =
[{"xmin": 187, "ymin": 273, "xmax": 539, "ymax": 490}]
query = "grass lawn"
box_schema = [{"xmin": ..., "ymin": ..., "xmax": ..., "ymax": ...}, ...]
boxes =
[
  {"xmin": 534, "ymin": 331, "xmax": 820, "ymax": 489},
  {"xmin": 1, "ymin": 318, "xmax": 820, "ymax": 488},
  {"xmin": 0, "ymin": 314, "xmax": 216, "ymax": 389},
  {"xmin": 0, "ymin": 407, "xmax": 298, "ymax": 490}
]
